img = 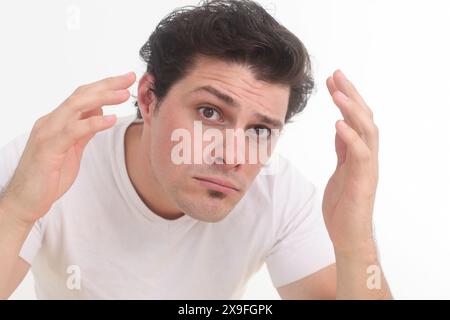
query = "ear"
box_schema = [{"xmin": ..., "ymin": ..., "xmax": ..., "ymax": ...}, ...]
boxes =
[{"xmin": 137, "ymin": 72, "xmax": 158, "ymax": 123}]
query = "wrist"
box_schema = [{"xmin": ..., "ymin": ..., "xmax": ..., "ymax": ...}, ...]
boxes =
[
  {"xmin": 334, "ymin": 239, "xmax": 379, "ymax": 263},
  {"xmin": 0, "ymin": 193, "xmax": 36, "ymax": 229}
]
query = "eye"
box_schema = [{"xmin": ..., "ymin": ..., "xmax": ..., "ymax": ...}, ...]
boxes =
[
  {"xmin": 251, "ymin": 125, "xmax": 272, "ymax": 138},
  {"xmin": 198, "ymin": 106, "xmax": 222, "ymax": 121}
]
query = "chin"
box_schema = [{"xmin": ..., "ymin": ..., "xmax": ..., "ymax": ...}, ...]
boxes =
[
  {"xmin": 179, "ymin": 199, "xmax": 234, "ymax": 223},
  {"xmin": 171, "ymin": 186, "xmax": 238, "ymax": 222},
  {"xmin": 189, "ymin": 211, "xmax": 231, "ymax": 223}
]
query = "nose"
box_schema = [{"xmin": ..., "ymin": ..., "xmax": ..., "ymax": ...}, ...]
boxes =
[{"xmin": 206, "ymin": 128, "xmax": 246, "ymax": 169}]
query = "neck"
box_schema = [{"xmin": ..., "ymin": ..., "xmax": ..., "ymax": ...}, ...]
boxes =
[{"xmin": 124, "ymin": 122, "xmax": 184, "ymax": 220}]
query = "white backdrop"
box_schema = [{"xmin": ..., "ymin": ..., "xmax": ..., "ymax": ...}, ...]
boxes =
[{"xmin": 1, "ymin": 0, "xmax": 449, "ymax": 299}]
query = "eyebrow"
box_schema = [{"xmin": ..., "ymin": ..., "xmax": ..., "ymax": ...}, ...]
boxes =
[{"xmin": 190, "ymin": 85, "xmax": 284, "ymax": 128}]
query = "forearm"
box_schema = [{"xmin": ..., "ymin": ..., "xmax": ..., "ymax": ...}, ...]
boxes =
[
  {"xmin": 334, "ymin": 243, "xmax": 392, "ymax": 300},
  {"xmin": 0, "ymin": 194, "xmax": 33, "ymax": 298}
]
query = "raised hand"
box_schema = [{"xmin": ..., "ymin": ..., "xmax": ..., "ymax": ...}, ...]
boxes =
[
  {"xmin": 2, "ymin": 72, "xmax": 136, "ymax": 223},
  {"xmin": 322, "ymin": 70, "xmax": 379, "ymax": 255}
]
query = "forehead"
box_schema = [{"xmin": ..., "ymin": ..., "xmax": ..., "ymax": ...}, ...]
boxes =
[{"xmin": 173, "ymin": 55, "xmax": 290, "ymax": 122}]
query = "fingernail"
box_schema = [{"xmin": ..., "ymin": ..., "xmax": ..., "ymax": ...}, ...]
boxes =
[
  {"xmin": 336, "ymin": 90, "xmax": 349, "ymax": 101},
  {"xmin": 339, "ymin": 69, "xmax": 347, "ymax": 80},
  {"xmin": 104, "ymin": 115, "xmax": 116, "ymax": 122}
]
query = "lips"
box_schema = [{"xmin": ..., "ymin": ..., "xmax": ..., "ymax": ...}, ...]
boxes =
[{"xmin": 193, "ymin": 176, "xmax": 240, "ymax": 194}]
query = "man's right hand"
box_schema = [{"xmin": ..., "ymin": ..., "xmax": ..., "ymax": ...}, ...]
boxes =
[{"xmin": 2, "ymin": 72, "xmax": 136, "ymax": 225}]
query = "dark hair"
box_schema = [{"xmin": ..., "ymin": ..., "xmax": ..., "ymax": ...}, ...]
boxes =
[{"xmin": 136, "ymin": 0, "xmax": 315, "ymax": 123}]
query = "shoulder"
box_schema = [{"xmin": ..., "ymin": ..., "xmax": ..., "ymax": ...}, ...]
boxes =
[
  {"xmin": 85, "ymin": 114, "xmax": 137, "ymax": 150},
  {"xmin": 0, "ymin": 131, "xmax": 31, "ymax": 157},
  {"xmin": 0, "ymin": 131, "xmax": 31, "ymax": 183},
  {"xmin": 252, "ymin": 153, "xmax": 316, "ymax": 206},
  {"xmin": 77, "ymin": 114, "xmax": 138, "ymax": 166}
]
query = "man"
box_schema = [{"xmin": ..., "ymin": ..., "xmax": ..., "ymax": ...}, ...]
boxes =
[{"xmin": 0, "ymin": 0, "xmax": 391, "ymax": 299}]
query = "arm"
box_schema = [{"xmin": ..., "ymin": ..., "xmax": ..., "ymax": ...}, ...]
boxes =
[
  {"xmin": 278, "ymin": 70, "xmax": 392, "ymax": 300},
  {"xmin": 0, "ymin": 72, "xmax": 136, "ymax": 299},
  {"xmin": 323, "ymin": 69, "xmax": 392, "ymax": 299},
  {"xmin": 277, "ymin": 250, "xmax": 391, "ymax": 300},
  {"xmin": 0, "ymin": 197, "xmax": 32, "ymax": 299},
  {"xmin": 334, "ymin": 244, "xmax": 391, "ymax": 299},
  {"xmin": 277, "ymin": 264, "xmax": 336, "ymax": 300}
]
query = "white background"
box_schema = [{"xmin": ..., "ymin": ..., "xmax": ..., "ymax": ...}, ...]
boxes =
[{"xmin": 1, "ymin": 0, "xmax": 449, "ymax": 299}]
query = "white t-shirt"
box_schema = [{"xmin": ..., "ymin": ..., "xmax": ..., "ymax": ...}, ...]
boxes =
[{"xmin": 0, "ymin": 114, "xmax": 335, "ymax": 299}]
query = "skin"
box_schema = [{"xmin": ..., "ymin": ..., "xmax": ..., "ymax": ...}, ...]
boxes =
[
  {"xmin": 127, "ymin": 56, "xmax": 392, "ymax": 299},
  {"xmin": 0, "ymin": 55, "xmax": 392, "ymax": 299},
  {"xmin": 279, "ymin": 70, "xmax": 392, "ymax": 299},
  {"xmin": 127, "ymin": 55, "xmax": 288, "ymax": 222},
  {"xmin": 0, "ymin": 72, "xmax": 135, "ymax": 298}
]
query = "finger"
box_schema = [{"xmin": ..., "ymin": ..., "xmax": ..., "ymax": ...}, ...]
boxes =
[
  {"xmin": 326, "ymin": 76, "xmax": 337, "ymax": 96},
  {"xmin": 332, "ymin": 70, "xmax": 373, "ymax": 119},
  {"xmin": 79, "ymin": 89, "xmax": 131, "ymax": 113},
  {"xmin": 76, "ymin": 108, "xmax": 104, "ymax": 150},
  {"xmin": 77, "ymin": 72, "xmax": 136, "ymax": 93},
  {"xmin": 335, "ymin": 120, "xmax": 373, "ymax": 171},
  {"xmin": 331, "ymin": 90, "xmax": 378, "ymax": 153},
  {"xmin": 59, "ymin": 89, "xmax": 130, "ymax": 120},
  {"xmin": 50, "ymin": 114, "xmax": 117, "ymax": 153}
]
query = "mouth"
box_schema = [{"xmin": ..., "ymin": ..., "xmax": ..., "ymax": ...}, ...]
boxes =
[{"xmin": 193, "ymin": 176, "xmax": 240, "ymax": 195}]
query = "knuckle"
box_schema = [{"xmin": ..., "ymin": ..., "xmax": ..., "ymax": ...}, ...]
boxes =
[
  {"xmin": 365, "ymin": 123, "xmax": 378, "ymax": 138},
  {"xmin": 30, "ymin": 127, "xmax": 49, "ymax": 145},
  {"xmin": 32, "ymin": 115, "xmax": 49, "ymax": 133},
  {"xmin": 65, "ymin": 94, "xmax": 78, "ymax": 105},
  {"xmin": 371, "ymin": 124, "xmax": 379, "ymax": 136},
  {"xmin": 73, "ymin": 86, "xmax": 83, "ymax": 94},
  {"xmin": 33, "ymin": 115, "xmax": 46, "ymax": 128},
  {"xmin": 31, "ymin": 130, "xmax": 45, "ymax": 144},
  {"xmin": 74, "ymin": 84, "xmax": 89, "ymax": 94}
]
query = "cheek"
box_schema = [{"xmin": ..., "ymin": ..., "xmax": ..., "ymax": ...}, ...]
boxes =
[{"xmin": 150, "ymin": 125, "xmax": 191, "ymax": 180}]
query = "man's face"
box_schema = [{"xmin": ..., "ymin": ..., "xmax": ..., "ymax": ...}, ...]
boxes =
[{"xmin": 141, "ymin": 56, "xmax": 289, "ymax": 222}]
